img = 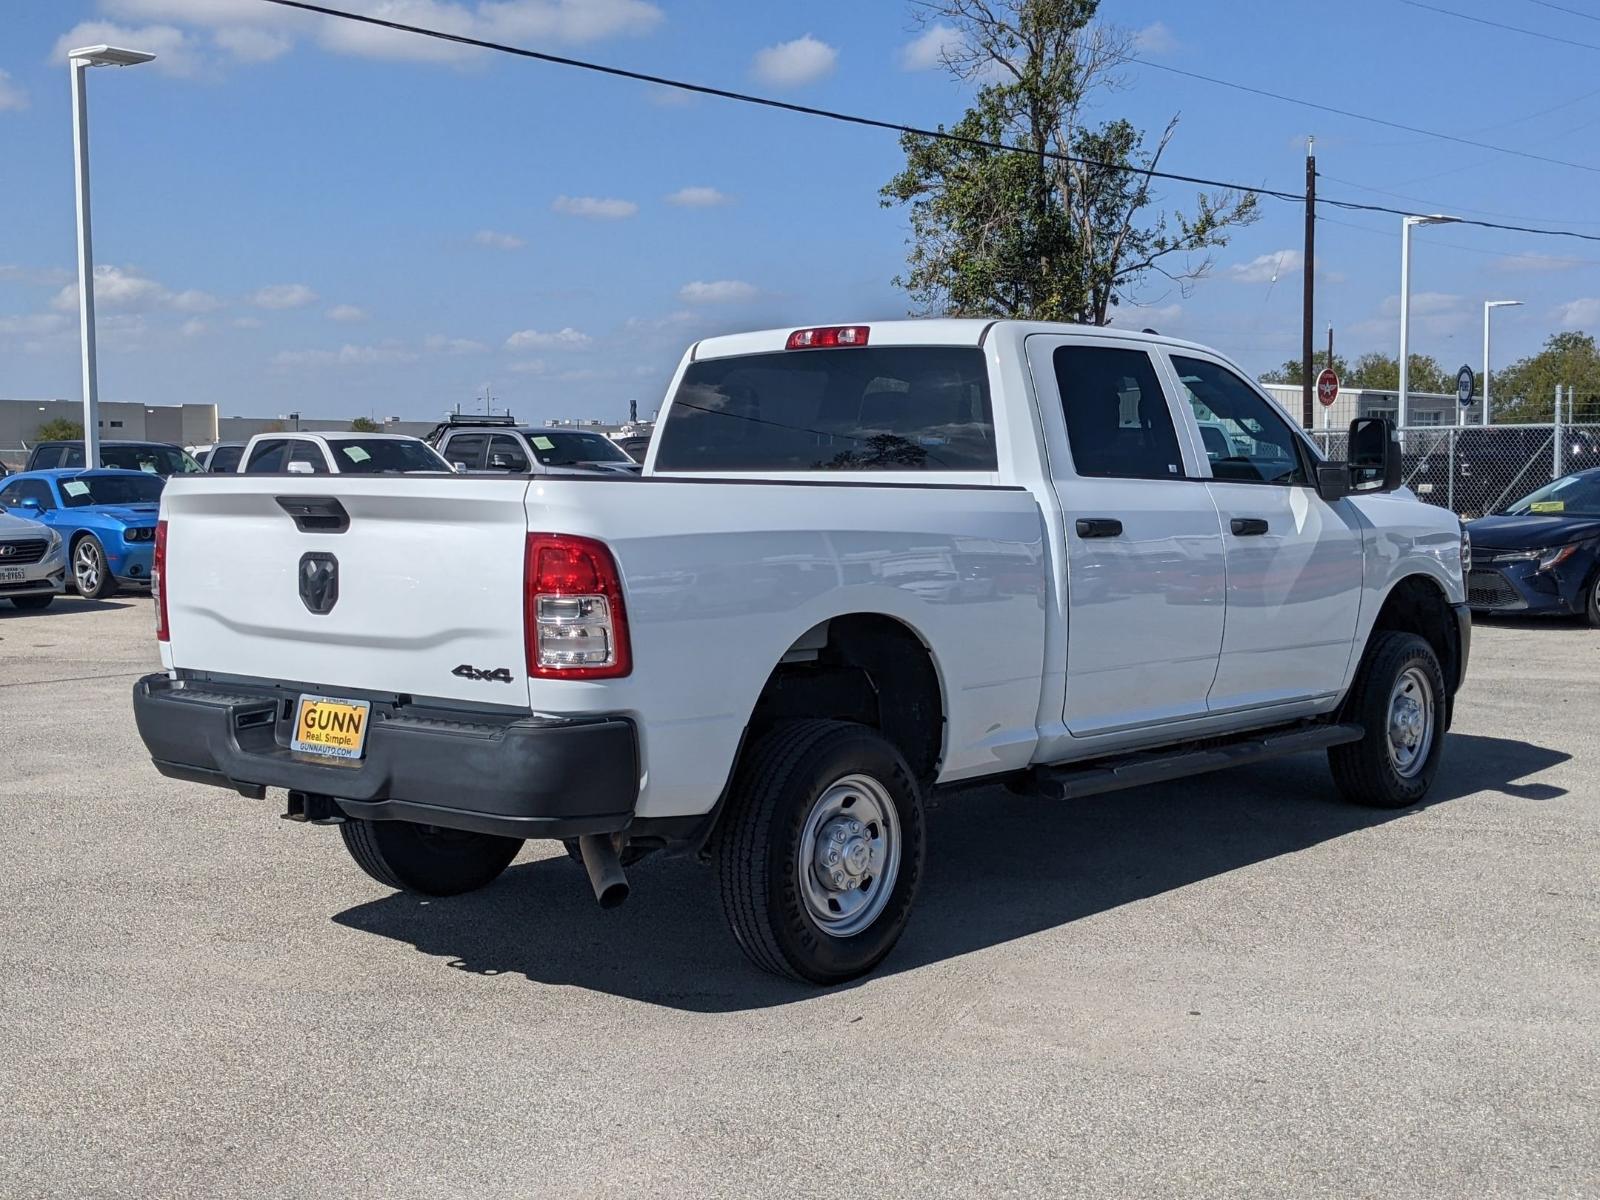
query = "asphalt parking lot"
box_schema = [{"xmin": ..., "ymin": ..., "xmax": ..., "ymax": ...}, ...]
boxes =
[{"xmin": 2, "ymin": 599, "xmax": 1595, "ymax": 1199}]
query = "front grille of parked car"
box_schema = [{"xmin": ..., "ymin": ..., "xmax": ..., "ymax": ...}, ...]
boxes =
[
  {"xmin": 0, "ymin": 538, "xmax": 48, "ymax": 564},
  {"xmin": 1467, "ymin": 569, "xmax": 1526, "ymax": 610}
]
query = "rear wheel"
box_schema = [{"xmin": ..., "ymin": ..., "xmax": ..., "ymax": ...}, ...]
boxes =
[
  {"xmin": 72, "ymin": 536, "xmax": 116, "ymax": 600},
  {"xmin": 716, "ymin": 720, "xmax": 925, "ymax": 985},
  {"xmin": 1584, "ymin": 569, "xmax": 1600, "ymax": 628},
  {"xmin": 1329, "ymin": 631, "xmax": 1447, "ymax": 809},
  {"xmin": 339, "ymin": 818, "xmax": 523, "ymax": 896},
  {"xmin": 8, "ymin": 594, "xmax": 53, "ymax": 611}
]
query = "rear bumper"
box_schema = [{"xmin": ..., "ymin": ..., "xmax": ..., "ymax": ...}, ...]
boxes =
[{"xmin": 132, "ymin": 673, "xmax": 639, "ymax": 839}]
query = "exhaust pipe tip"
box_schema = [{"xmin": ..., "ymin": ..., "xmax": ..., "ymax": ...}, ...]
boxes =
[{"xmin": 578, "ymin": 833, "xmax": 630, "ymax": 909}]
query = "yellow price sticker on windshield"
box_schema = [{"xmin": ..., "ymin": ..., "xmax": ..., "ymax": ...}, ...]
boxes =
[{"xmin": 1529, "ymin": 500, "xmax": 1565, "ymax": 513}]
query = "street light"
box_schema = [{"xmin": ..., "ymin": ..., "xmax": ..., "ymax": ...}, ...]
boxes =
[
  {"xmin": 68, "ymin": 44, "xmax": 156, "ymax": 470},
  {"xmin": 1398, "ymin": 214, "xmax": 1460, "ymax": 429},
  {"xmin": 1482, "ymin": 300, "xmax": 1522, "ymax": 427}
]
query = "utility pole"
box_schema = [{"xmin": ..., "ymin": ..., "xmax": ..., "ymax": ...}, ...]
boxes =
[{"xmin": 1301, "ymin": 137, "xmax": 1316, "ymax": 429}]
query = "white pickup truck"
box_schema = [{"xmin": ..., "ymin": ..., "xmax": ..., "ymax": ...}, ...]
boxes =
[{"xmin": 133, "ymin": 321, "xmax": 1470, "ymax": 984}]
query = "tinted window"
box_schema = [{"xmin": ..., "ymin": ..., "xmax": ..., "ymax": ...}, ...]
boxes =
[
  {"xmin": 1171, "ymin": 357, "xmax": 1306, "ymax": 485},
  {"xmin": 529, "ymin": 431, "xmax": 634, "ymax": 466},
  {"xmin": 244, "ymin": 439, "xmax": 289, "ymax": 474},
  {"xmin": 442, "ymin": 433, "xmax": 487, "ymax": 470},
  {"xmin": 208, "ymin": 445, "xmax": 244, "ymax": 473},
  {"xmin": 0, "ymin": 479, "xmax": 55, "ymax": 510},
  {"xmin": 655, "ymin": 347, "xmax": 997, "ymax": 472},
  {"xmin": 99, "ymin": 444, "xmax": 202, "ymax": 475},
  {"xmin": 332, "ymin": 438, "xmax": 451, "ymax": 474},
  {"xmin": 28, "ymin": 446, "xmax": 66, "ymax": 470},
  {"xmin": 487, "ymin": 435, "xmax": 530, "ymax": 472},
  {"xmin": 1505, "ymin": 471, "xmax": 1600, "ymax": 517},
  {"xmin": 1054, "ymin": 346, "xmax": 1185, "ymax": 481},
  {"xmin": 58, "ymin": 473, "xmax": 164, "ymax": 507},
  {"xmin": 286, "ymin": 441, "xmax": 330, "ymax": 474}
]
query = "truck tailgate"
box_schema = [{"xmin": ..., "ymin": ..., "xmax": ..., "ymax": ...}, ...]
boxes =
[{"xmin": 160, "ymin": 475, "xmax": 533, "ymax": 706}]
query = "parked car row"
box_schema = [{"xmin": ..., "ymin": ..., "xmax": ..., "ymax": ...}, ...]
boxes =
[{"xmin": 0, "ymin": 468, "xmax": 160, "ymax": 603}]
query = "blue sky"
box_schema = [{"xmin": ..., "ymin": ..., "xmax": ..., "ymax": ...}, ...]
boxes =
[{"xmin": 4, "ymin": 0, "xmax": 1600, "ymax": 425}]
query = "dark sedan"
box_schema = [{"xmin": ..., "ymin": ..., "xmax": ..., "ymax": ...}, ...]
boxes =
[{"xmin": 1466, "ymin": 467, "xmax": 1600, "ymax": 624}]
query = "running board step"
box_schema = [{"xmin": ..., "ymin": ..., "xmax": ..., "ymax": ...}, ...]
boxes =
[{"xmin": 1033, "ymin": 722, "xmax": 1365, "ymax": 801}]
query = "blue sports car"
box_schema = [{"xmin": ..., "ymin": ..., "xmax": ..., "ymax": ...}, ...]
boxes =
[
  {"xmin": 1466, "ymin": 466, "xmax": 1600, "ymax": 625},
  {"xmin": 0, "ymin": 468, "xmax": 162, "ymax": 599}
]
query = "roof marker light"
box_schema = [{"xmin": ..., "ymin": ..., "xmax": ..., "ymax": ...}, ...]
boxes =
[{"xmin": 786, "ymin": 325, "xmax": 870, "ymax": 350}]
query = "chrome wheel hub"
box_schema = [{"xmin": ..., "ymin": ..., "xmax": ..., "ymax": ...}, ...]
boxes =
[
  {"xmin": 1386, "ymin": 666, "xmax": 1435, "ymax": 779},
  {"xmin": 798, "ymin": 773, "xmax": 901, "ymax": 937},
  {"xmin": 74, "ymin": 543, "xmax": 99, "ymax": 592}
]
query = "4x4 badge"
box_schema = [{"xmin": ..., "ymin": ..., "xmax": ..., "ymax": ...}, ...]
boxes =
[{"xmin": 453, "ymin": 664, "xmax": 514, "ymax": 683}]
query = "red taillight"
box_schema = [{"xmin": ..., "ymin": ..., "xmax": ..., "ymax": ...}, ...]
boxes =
[
  {"xmin": 786, "ymin": 325, "xmax": 870, "ymax": 350},
  {"xmin": 153, "ymin": 519, "xmax": 169, "ymax": 642},
  {"xmin": 524, "ymin": 533, "xmax": 631, "ymax": 679}
]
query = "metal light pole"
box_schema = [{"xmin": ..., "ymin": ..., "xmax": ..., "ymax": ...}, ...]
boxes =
[
  {"xmin": 1398, "ymin": 214, "xmax": 1460, "ymax": 430},
  {"xmin": 68, "ymin": 44, "xmax": 156, "ymax": 469},
  {"xmin": 1482, "ymin": 299, "xmax": 1522, "ymax": 427}
]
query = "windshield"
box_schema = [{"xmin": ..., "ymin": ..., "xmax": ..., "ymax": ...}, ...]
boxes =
[
  {"xmin": 530, "ymin": 431, "xmax": 633, "ymax": 466},
  {"xmin": 97, "ymin": 444, "xmax": 203, "ymax": 475},
  {"xmin": 1503, "ymin": 471, "xmax": 1600, "ymax": 517},
  {"xmin": 59, "ymin": 473, "xmax": 165, "ymax": 508},
  {"xmin": 329, "ymin": 438, "xmax": 451, "ymax": 474}
]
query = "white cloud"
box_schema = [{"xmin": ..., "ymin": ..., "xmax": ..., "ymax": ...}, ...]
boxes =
[
  {"xmin": 213, "ymin": 25, "xmax": 292, "ymax": 62},
  {"xmin": 505, "ymin": 326, "xmax": 591, "ymax": 350},
  {"xmin": 752, "ymin": 34, "xmax": 837, "ymax": 87},
  {"xmin": 1557, "ymin": 298, "xmax": 1600, "ymax": 328},
  {"xmin": 424, "ymin": 334, "xmax": 488, "ymax": 354},
  {"xmin": 0, "ymin": 314, "xmax": 69, "ymax": 336},
  {"xmin": 664, "ymin": 186, "xmax": 732, "ymax": 208},
  {"xmin": 1378, "ymin": 291, "xmax": 1461, "ymax": 318},
  {"xmin": 273, "ymin": 342, "xmax": 418, "ymax": 367},
  {"xmin": 679, "ymin": 280, "xmax": 758, "ymax": 304},
  {"xmin": 507, "ymin": 358, "xmax": 548, "ymax": 374},
  {"xmin": 551, "ymin": 195, "xmax": 638, "ymax": 219},
  {"xmin": 251, "ymin": 282, "xmax": 318, "ymax": 309},
  {"xmin": 53, "ymin": 22, "xmax": 206, "ymax": 78},
  {"xmin": 1133, "ymin": 21, "xmax": 1178, "ymax": 56},
  {"xmin": 53, "ymin": 265, "xmax": 169, "ymax": 313},
  {"xmin": 231, "ymin": 315, "xmax": 263, "ymax": 328},
  {"xmin": 0, "ymin": 264, "xmax": 72, "ymax": 286},
  {"xmin": 169, "ymin": 288, "xmax": 222, "ymax": 313},
  {"xmin": 899, "ymin": 24, "xmax": 962, "ymax": 71},
  {"xmin": 0, "ymin": 69, "xmax": 28, "ymax": 112},
  {"xmin": 473, "ymin": 229, "xmax": 526, "ymax": 250},
  {"xmin": 326, "ymin": 304, "xmax": 367, "ymax": 323},
  {"xmin": 1224, "ymin": 250, "xmax": 1303, "ymax": 284},
  {"xmin": 179, "ymin": 317, "xmax": 208, "ymax": 337},
  {"xmin": 1496, "ymin": 253, "xmax": 1582, "ymax": 274}
]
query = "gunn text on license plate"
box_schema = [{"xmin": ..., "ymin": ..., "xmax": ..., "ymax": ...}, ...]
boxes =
[{"xmin": 291, "ymin": 694, "xmax": 371, "ymax": 761}]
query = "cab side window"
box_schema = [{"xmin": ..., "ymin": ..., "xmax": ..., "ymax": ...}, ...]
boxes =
[
  {"xmin": 286, "ymin": 440, "xmax": 330, "ymax": 474},
  {"xmin": 1172, "ymin": 356, "xmax": 1308, "ymax": 486},
  {"xmin": 442, "ymin": 433, "xmax": 487, "ymax": 471},
  {"xmin": 243, "ymin": 439, "xmax": 289, "ymax": 474},
  {"xmin": 487, "ymin": 434, "xmax": 530, "ymax": 472},
  {"xmin": 1054, "ymin": 345, "xmax": 1186, "ymax": 481}
]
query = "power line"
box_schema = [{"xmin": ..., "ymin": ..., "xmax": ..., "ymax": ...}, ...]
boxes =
[
  {"xmin": 1523, "ymin": 0, "xmax": 1600, "ymax": 24},
  {"xmin": 1401, "ymin": 0, "xmax": 1600, "ymax": 51},
  {"xmin": 1126, "ymin": 56, "xmax": 1600, "ymax": 177},
  {"xmin": 257, "ymin": 0, "xmax": 1600, "ymax": 247}
]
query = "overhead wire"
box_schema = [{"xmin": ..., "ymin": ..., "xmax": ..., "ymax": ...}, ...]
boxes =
[
  {"xmin": 256, "ymin": 0, "xmax": 1600, "ymax": 246},
  {"xmin": 1401, "ymin": 0, "xmax": 1600, "ymax": 51}
]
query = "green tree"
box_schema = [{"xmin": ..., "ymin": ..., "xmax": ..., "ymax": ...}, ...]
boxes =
[
  {"xmin": 349, "ymin": 416, "xmax": 382, "ymax": 432},
  {"xmin": 33, "ymin": 418, "xmax": 85, "ymax": 441},
  {"xmin": 1259, "ymin": 350, "xmax": 1349, "ymax": 386},
  {"xmin": 1491, "ymin": 331, "xmax": 1600, "ymax": 422},
  {"xmin": 881, "ymin": 0, "xmax": 1257, "ymax": 324},
  {"xmin": 1342, "ymin": 352, "xmax": 1455, "ymax": 395}
]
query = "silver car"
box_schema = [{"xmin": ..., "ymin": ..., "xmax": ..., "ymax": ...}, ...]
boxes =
[{"xmin": 0, "ymin": 506, "xmax": 66, "ymax": 610}]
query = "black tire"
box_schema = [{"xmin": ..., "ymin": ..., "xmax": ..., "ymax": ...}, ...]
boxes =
[
  {"xmin": 1329, "ymin": 631, "xmax": 1447, "ymax": 809},
  {"xmin": 339, "ymin": 818, "xmax": 523, "ymax": 897},
  {"xmin": 715, "ymin": 720, "xmax": 925, "ymax": 985},
  {"xmin": 1584, "ymin": 568, "xmax": 1600, "ymax": 628},
  {"xmin": 71, "ymin": 535, "xmax": 116, "ymax": 600},
  {"xmin": 9, "ymin": 594, "xmax": 53, "ymax": 611}
]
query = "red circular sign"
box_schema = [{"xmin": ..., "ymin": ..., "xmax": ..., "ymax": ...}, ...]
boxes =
[{"xmin": 1316, "ymin": 367, "xmax": 1340, "ymax": 407}]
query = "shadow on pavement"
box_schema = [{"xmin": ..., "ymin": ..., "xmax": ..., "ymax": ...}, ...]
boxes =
[
  {"xmin": 332, "ymin": 731, "xmax": 1568, "ymax": 1012},
  {"xmin": 0, "ymin": 598, "xmax": 134, "ymax": 619}
]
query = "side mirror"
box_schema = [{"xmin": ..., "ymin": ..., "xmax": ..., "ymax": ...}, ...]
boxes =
[
  {"xmin": 18, "ymin": 497, "xmax": 42, "ymax": 510},
  {"xmin": 286, "ymin": 461, "xmax": 314, "ymax": 475},
  {"xmin": 1348, "ymin": 416, "xmax": 1402, "ymax": 493},
  {"xmin": 488, "ymin": 453, "xmax": 516, "ymax": 470},
  {"xmin": 1314, "ymin": 464, "xmax": 1350, "ymax": 503}
]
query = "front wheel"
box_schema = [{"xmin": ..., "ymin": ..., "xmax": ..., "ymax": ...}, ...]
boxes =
[
  {"xmin": 339, "ymin": 818, "xmax": 523, "ymax": 896},
  {"xmin": 1329, "ymin": 631, "xmax": 1447, "ymax": 809},
  {"xmin": 1584, "ymin": 569, "xmax": 1600, "ymax": 628},
  {"xmin": 716, "ymin": 720, "xmax": 925, "ymax": 985},
  {"xmin": 72, "ymin": 536, "xmax": 116, "ymax": 600}
]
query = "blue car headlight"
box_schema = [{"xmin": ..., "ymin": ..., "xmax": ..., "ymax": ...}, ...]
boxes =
[{"xmin": 1538, "ymin": 544, "xmax": 1580, "ymax": 572}]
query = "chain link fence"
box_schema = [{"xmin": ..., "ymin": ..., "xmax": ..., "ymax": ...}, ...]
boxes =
[{"xmin": 1312, "ymin": 423, "xmax": 1600, "ymax": 518}]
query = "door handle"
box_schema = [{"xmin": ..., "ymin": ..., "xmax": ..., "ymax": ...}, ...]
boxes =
[
  {"xmin": 1230, "ymin": 518, "xmax": 1269, "ymax": 536},
  {"xmin": 1075, "ymin": 518, "xmax": 1123, "ymax": 539}
]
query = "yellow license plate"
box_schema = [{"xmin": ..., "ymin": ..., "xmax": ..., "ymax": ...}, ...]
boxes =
[{"xmin": 291, "ymin": 695, "xmax": 372, "ymax": 761}]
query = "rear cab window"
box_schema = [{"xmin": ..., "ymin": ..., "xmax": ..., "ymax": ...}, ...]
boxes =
[{"xmin": 653, "ymin": 346, "xmax": 997, "ymax": 474}]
